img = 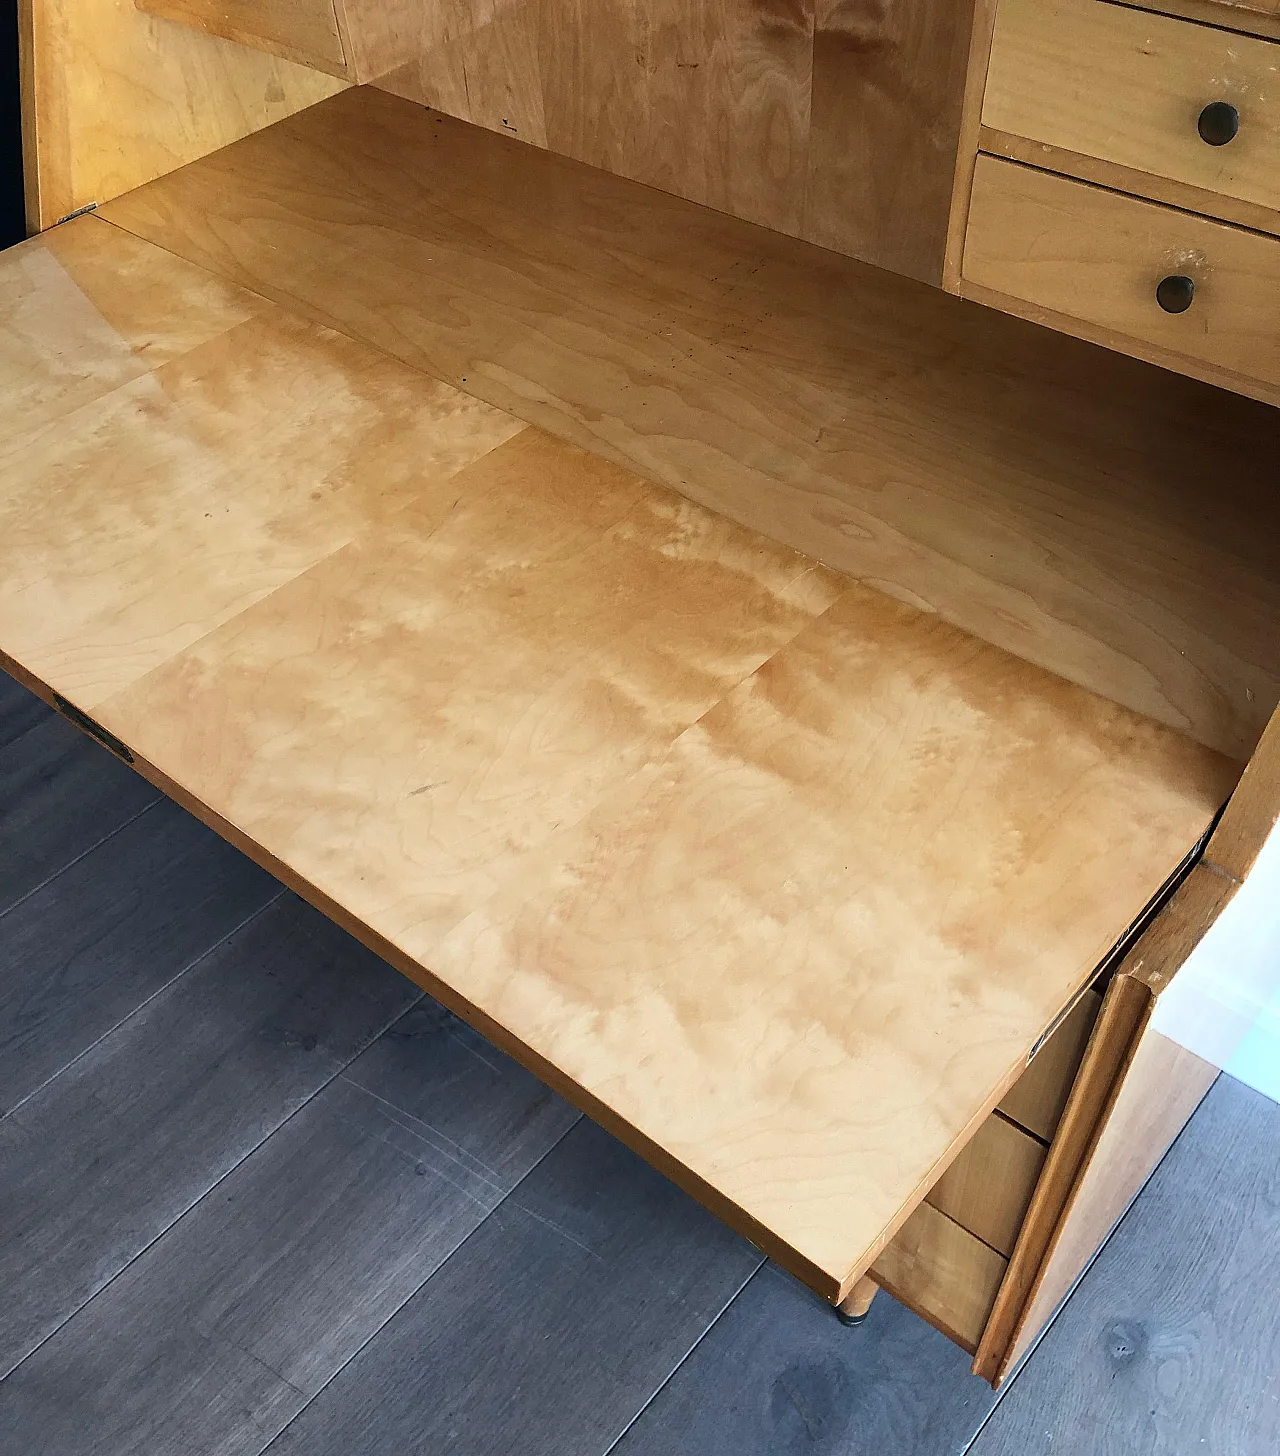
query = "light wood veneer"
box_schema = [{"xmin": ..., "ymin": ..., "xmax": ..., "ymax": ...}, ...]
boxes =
[
  {"xmin": 19, "ymin": 0, "xmax": 343, "ymax": 231},
  {"xmin": 0, "ymin": 214, "xmax": 1237, "ymax": 1305},
  {"xmin": 136, "ymin": 0, "xmax": 987, "ymax": 284},
  {"xmin": 985, "ymin": 0, "xmax": 1280, "ymax": 232},
  {"xmin": 97, "ymin": 88, "xmax": 1280, "ymax": 765},
  {"xmin": 963, "ymin": 155, "xmax": 1280, "ymax": 407}
]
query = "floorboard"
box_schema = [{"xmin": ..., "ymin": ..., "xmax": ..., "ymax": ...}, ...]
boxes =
[
  {"xmin": 615, "ymin": 1262, "xmax": 998, "ymax": 1455},
  {"xmin": 264, "ymin": 1118, "xmax": 764, "ymax": 1456},
  {"xmin": 0, "ymin": 1004, "xmax": 578, "ymax": 1456},
  {"xmin": 0, "ymin": 894, "xmax": 419, "ymax": 1378},
  {"xmin": 0, "ymin": 667, "xmax": 51, "ymax": 749},
  {"xmin": 970, "ymin": 1076, "xmax": 1280, "ymax": 1455},
  {"xmin": 0, "ymin": 711, "xmax": 159, "ymax": 914},
  {"xmin": 0, "ymin": 797, "xmax": 278, "ymax": 1116}
]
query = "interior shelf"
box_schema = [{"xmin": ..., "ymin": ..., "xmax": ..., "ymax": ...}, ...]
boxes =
[{"xmin": 3, "ymin": 88, "xmax": 1275, "ymax": 1308}]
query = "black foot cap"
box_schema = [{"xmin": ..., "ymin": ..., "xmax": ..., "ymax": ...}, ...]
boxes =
[{"xmin": 835, "ymin": 1308, "xmax": 869, "ymax": 1328}]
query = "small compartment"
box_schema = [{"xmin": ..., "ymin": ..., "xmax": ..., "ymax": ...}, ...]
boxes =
[
  {"xmin": 4, "ymin": 87, "xmax": 1273, "ymax": 1358},
  {"xmin": 871, "ymin": 990, "xmax": 1098, "ymax": 1347},
  {"xmin": 964, "ymin": 154, "xmax": 1280, "ymax": 401},
  {"xmin": 999, "ymin": 989, "xmax": 1103, "ymax": 1144},
  {"xmin": 872, "ymin": 1201, "xmax": 1008, "ymax": 1353},
  {"xmin": 1119, "ymin": 1, "xmax": 1280, "ymax": 42},
  {"xmin": 984, "ymin": 0, "xmax": 1280, "ymax": 223}
]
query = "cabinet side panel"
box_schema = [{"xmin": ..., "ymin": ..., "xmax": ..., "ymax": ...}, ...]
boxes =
[
  {"xmin": 805, "ymin": 0, "xmax": 979, "ymax": 285},
  {"xmin": 23, "ymin": 0, "xmax": 344, "ymax": 231},
  {"xmin": 997, "ymin": 1029, "xmax": 1218, "ymax": 1381}
]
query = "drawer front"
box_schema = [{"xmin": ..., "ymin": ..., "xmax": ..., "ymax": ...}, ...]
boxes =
[
  {"xmin": 985, "ymin": 0, "xmax": 1280, "ymax": 222},
  {"xmin": 999, "ymin": 988, "xmax": 1101, "ymax": 1143},
  {"xmin": 963, "ymin": 155, "xmax": 1280, "ymax": 392},
  {"xmin": 927, "ymin": 1112, "xmax": 1047, "ymax": 1258},
  {"xmin": 1135, "ymin": 1, "xmax": 1280, "ymax": 40}
]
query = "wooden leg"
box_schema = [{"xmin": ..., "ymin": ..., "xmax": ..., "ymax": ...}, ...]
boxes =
[{"xmin": 836, "ymin": 1274, "xmax": 879, "ymax": 1327}]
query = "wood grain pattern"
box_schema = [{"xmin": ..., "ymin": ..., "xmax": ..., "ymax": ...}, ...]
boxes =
[
  {"xmin": 806, "ymin": 0, "xmax": 979, "ymax": 283},
  {"xmin": 979, "ymin": 123, "xmax": 1280, "ymax": 243},
  {"xmin": 970, "ymin": 1077, "xmax": 1280, "ymax": 1455},
  {"xmin": 871, "ymin": 1201, "xmax": 1008, "ymax": 1354},
  {"xmin": 0, "ymin": 894, "xmax": 419, "ymax": 1378},
  {"xmin": 19, "ymin": 0, "xmax": 344, "ymax": 232},
  {"xmin": 3, "ymin": 203, "xmax": 1236, "ymax": 1301},
  {"xmin": 998, "ymin": 1029, "xmax": 1218, "ymax": 1382},
  {"xmin": 97, "ymin": 88, "xmax": 1280, "ymax": 763},
  {"xmin": 1127, "ymin": 0, "xmax": 1280, "ymax": 43},
  {"xmin": 1120, "ymin": 860, "xmax": 1240, "ymax": 998},
  {"xmin": 0, "ymin": 1003, "xmax": 577, "ymax": 1455},
  {"xmin": 963, "ymin": 155, "xmax": 1280, "ymax": 407},
  {"xmin": 997, "ymin": 989, "xmax": 1102, "ymax": 1143},
  {"xmin": 943, "ymin": 0, "xmax": 1001, "ymax": 292},
  {"xmin": 1, "ymin": 128, "xmax": 1260, "ymax": 1314},
  {"xmin": 927, "ymin": 1113, "xmax": 1047, "ymax": 1259},
  {"xmin": 0, "ymin": 215, "xmax": 257, "ymax": 439},
  {"xmin": 984, "ymin": 0, "xmax": 1280, "ymax": 229},
  {"xmin": 138, "ymin": 0, "xmax": 349, "ymax": 77},
  {"xmin": 974, "ymin": 862, "xmax": 1238, "ymax": 1382},
  {"xmin": 972, "ymin": 969, "xmax": 1155, "ymax": 1380},
  {"xmin": 412, "ymin": 584, "xmax": 1231, "ymax": 1299},
  {"xmin": 266, "ymin": 1118, "xmax": 763, "ymax": 1456},
  {"xmin": 93, "ymin": 425, "xmax": 842, "ymax": 954},
  {"xmin": 1203, "ymin": 702, "xmax": 1280, "ymax": 883},
  {"xmin": 0, "ymin": 219, "xmax": 522, "ymax": 708},
  {"xmin": 374, "ymin": 0, "xmax": 977, "ymax": 278}
]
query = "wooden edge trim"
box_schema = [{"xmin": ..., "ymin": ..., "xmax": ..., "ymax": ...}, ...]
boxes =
[
  {"xmin": 958, "ymin": 273, "xmax": 1280, "ymax": 413},
  {"xmin": 977, "ymin": 125, "xmax": 1280, "ymax": 242},
  {"xmin": 0, "ymin": 650, "xmax": 850, "ymax": 1302},
  {"xmin": 17, "ymin": 0, "xmax": 39, "ymax": 234},
  {"xmin": 135, "ymin": 0, "xmax": 355, "ymax": 80},
  {"xmin": 1121, "ymin": 861, "xmax": 1239, "ymax": 997},
  {"xmin": 942, "ymin": 0, "xmax": 1000, "ymax": 293},
  {"xmin": 1204, "ymin": 703, "xmax": 1280, "ymax": 883},
  {"xmin": 329, "ymin": 0, "xmax": 360, "ymax": 81},
  {"xmin": 996, "ymin": 1032, "xmax": 1219, "ymax": 1383},
  {"xmin": 1109, "ymin": 0, "xmax": 1280, "ymax": 44},
  {"xmin": 971, "ymin": 970, "xmax": 1154, "ymax": 1381},
  {"xmin": 971, "ymin": 859, "xmax": 1243, "ymax": 1383}
]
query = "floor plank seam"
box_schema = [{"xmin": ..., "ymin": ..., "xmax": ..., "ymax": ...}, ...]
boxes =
[
  {"xmin": 956, "ymin": 1075, "xmax": 1224, "ymax": 1455},
  {"xmin": 258, "ymin": 1110, "xmax": 586, "ymax": 1456},
  {"xmin": 337, "ymin": 1072, "xmax": 515, "ymax": 1203},
  {"xmin": 0, "ymin": 958, "xmax": 427, "ymax": 1385},
  {"xmin": 0, "ymin": 792, "xmax": 161, "ymax": 925},
  {"xmin": 597, "ymin": 1257, "xmax": 769, "ymax": 1456},
  {"xmin": 0, "ymin": 886, "xmax": 287, "ymax": 1128}
]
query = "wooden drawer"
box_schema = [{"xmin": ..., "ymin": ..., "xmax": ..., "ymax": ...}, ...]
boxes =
[
  {"xmin": 984, "ymin": 0, "xmax": 1280, "ymax": 228},
  {"xmin": 963, "ymin": 155, "xmax": 1280, "ymax": 402},
  {"xmin": 869, "ymin": 989, "xmax": 1101, "ymax": 1349},
  {"xmin": 999, "ymin": 989, "xmax": 1102, "ymax": 1143},
  {"xmin": 1132, "ymin": 1, "xmax": 1280, "ymax": 41}
]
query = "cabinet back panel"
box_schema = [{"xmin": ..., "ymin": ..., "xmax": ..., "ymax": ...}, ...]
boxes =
[
  {"xmin": 99, "ymin": 87, "xmax": 1280, "ymax": 762},
  {"xmin": 375, "ymin": 0, "xmax": 979, "ymax": 285}
]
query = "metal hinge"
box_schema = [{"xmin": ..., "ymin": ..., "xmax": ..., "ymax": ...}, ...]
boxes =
[{"xmin": 52, "ymin": 693, "xmax": 135, "ymax": 764}]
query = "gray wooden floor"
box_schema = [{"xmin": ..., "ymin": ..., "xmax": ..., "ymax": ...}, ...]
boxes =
[{"xmin": 1, "ymin": 668, "xmax": 1276, "ymax": 1456}]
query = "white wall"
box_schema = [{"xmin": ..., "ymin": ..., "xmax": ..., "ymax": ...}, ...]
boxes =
[{"xmin": 1153, "ymin": 820, "xmax": 1280, "ymax": 1103}]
